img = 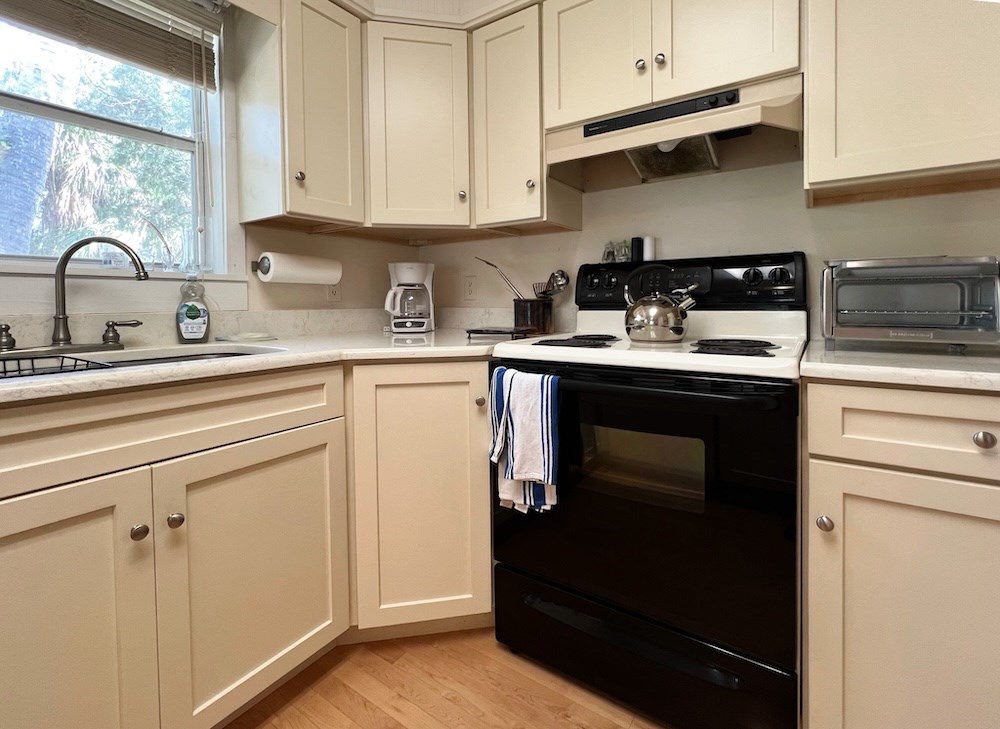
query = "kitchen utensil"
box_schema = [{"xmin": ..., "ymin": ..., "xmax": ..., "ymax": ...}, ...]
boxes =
[
  {"xmin": 532, "ymin": 282, "xmax": 548, "ymax": 297},
  {"xmin": 545, "ymin": 269, "xmax": 570, "ymax": 295},
  {"xmin": 476, "ymin": 257, "xmax": 524, "ymax": 299},
  {"xmin": 623, "ymin": 264, "xmax": 699, "ymax": 344}
]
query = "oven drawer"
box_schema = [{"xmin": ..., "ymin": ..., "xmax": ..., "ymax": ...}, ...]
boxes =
[
  {"xmin": 807, "ymin": 383, "xmax": 1000, "ymax": 482},
  {"xmin": 494, "ymin": 565, "xmax": 797, "ymax": 729}
]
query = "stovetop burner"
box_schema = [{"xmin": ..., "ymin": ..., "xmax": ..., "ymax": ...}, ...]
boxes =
[
  {"xmin": 533, "ymin": 334, "xmax": 622, "ymax": 349},
  {"xmin": 695, "ymin": 338, "xmax": 779, "ymax": 349},
  {"xmin": 691, "ymin": 345, "xmax": 777, "ymax": 357},
  {"xmin": 571, "ymin": 334, "xmax": 621, "ymax": 342},
  {"xmin": 534, "ymin": 338, "xmax": 610, "ymax": 348}
]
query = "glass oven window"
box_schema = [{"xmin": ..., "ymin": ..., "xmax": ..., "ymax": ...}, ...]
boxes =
[{"xmin": 576, "ymin": 425, "xmax": 705, "ymax": 513}]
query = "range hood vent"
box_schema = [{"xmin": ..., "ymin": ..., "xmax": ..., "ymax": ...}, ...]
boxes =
[
  {"xmin": 545, "ymin": 75, "xmax": 802, "ymax": 168},
  {"xmin": 625, "ymin": 135, "xmax": 720, "ymax": 182}
]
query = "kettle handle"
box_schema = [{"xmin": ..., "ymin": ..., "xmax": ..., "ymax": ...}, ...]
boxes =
[
  {"xmin": 384, "ymin": 288, "xmax": 400, "ymax": 316},
  {"xmin": 623, "ymin": 264, "xmax": 674, "ymax": 305}
]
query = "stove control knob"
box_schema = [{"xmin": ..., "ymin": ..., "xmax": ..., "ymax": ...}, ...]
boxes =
[
  {"xmin": 768, "ymin": 267, "xmax": 792, "ymax": 285},
  {"xmin": 586, "ymin": 274, "xmax": 601, "ymax": 289},
  {"xmin": 742, "ymin": 267, "xmax": 764, "ymax": 286},
  {"xmin": 603, "ymin": 273, "xmax": 619, "ymax": 289}
]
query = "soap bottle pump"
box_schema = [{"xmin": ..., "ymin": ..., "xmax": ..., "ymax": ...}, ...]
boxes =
[{"xmin": 176, "ymin": 273, "xmax": 209, "ymax": 343}]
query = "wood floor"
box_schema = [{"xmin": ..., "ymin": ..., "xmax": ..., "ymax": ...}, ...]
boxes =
[{"xmin": 224, "ymin": 628, "xmax": 669, "ymax": 729}]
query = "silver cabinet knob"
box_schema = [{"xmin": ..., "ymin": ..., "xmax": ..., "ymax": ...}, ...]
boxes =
[
  {"xmin": 475, "ymin": 397, "xmax": 486, "ymax": 407},
  {"xmin": 166, "ymin": 513, "xmax": 186, "ymax": 529},
  {"xmin": 654, "ymin": 53, "xmax": 667, "ymax": 65},
  {"xmin": 635, "ymin": 58, "xmax": 646, "ymax": 70},
  {"xmin": 130, "ymin": 524, "xmax": 150, "ymax": 541},
  {"xmin": 526, "ymin": 179, "xmax": 536, "ymax": 189},
  {"xmin": 294, "ymin": 171, "xmax": 306, "ymax": 182},
  {"xmin": 973, "ymin": 431, "xmax": 998, "ymax": 449},
  {"xmin": 816, "ymin": 516, "xmax": 835, "ymax": 532},
  {"xmin": 458, "ymin": 190, "xmax": 468, "ymax": 200}
]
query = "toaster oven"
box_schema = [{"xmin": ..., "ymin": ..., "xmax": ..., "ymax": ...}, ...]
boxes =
[{"xmin": 822, "ymin": 256, "xmax": 1000, "ymax": 349}]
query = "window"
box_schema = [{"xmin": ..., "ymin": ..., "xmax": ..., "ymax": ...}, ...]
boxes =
[{"xmin": 0, "ymin": 0, "xmax": 224, "ymax": 273}]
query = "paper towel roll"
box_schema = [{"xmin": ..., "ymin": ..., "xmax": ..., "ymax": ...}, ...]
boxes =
[{"xmin": 256, "ymin": 252, "xmax": 342, "ymax": 285}]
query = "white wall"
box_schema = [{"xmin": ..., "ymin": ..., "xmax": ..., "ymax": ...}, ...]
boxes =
[{"xmin": 420, "ymin": 162, "xmax": 1000, "ymax": 335}]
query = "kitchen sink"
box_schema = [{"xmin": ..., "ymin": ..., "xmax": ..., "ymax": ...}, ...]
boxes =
[
  {"xmin": 0, "ymin": 344, "xmax": 286, "ymax": 379},
  {"xmin": 88, "ymin": 343, "xmax": 286, "ymax": 367}
]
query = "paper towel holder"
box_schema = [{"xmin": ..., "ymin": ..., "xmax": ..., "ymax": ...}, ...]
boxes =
[{"xmin": 250, "ymin": 257, "xmax": 270, "ymax": 275}]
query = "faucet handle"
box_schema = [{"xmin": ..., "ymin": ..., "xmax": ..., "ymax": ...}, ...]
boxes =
[
  {"xmin": 0, "ymin": 323, "xmax": 15, "ymax": 351},
  {"xmin": 102, "ymin": 319, "xmax": 143, "ymax": 345}
]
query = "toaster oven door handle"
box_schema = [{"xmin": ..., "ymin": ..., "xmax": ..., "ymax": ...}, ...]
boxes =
[
  {"xmin": 821, "ymin": 266, "xmax": 835, "ymax": 339},
  {"xmin": 558, "ymin": 379, "xmax": 780, "ymax": 411}
]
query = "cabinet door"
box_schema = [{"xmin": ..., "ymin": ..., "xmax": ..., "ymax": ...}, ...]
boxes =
[
  {"xmin": 153, "ymin": 421, "xmax": 349, "ymax": 729},
  {"xmin": 0, "ymin": 468, "xmax": 159, "ymax": 729},
  {"xmin": 651, "ymin": 0, "xmax": 798, "ymax": 103},
  {"xmin": 807, "ymin": 0, "xmax": 1000, "ymax": 185},
  {"xmin": 367, "ymin": 23, "xmax": 470, "ymax": 226},
  {"xmin": 473, "ymin": 6, "xmax": 543, "ymax": 226},
  {"xmin": 352, "ymin": 361, "xmax": 491, "ymax": 628},
  {"xmin": 807, "ymin": 460, "xmax": 1000, "ymax": 729},
  {"xmin": 543, "ymin": 0, "xmax": 651, "ymax": 129},
  {"xmin": 283, "ymin": 0, "xmax": 364, "ymax": 222}
]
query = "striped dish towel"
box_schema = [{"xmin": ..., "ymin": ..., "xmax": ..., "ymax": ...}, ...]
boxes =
[{"xmin": 489, "ymin": 366, "xmax": 559, "ymax": 512}]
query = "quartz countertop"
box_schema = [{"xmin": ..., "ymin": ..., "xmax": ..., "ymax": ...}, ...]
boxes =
[
  {"xmin": 0, "ymin": 329, "xmax": 504, "ymax": 405},
  {"xmin": 801, "ymin": 341, "xmax": 1000, "ymax": 392}
]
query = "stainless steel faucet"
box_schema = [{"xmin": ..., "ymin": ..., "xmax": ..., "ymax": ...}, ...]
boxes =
[{"xmin": 52, "ymin": 236, "xmax": 149, "ymax": 346}]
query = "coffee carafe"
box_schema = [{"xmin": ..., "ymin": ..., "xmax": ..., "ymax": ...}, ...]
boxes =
[{"xmin": 385, "ymin": 262, "xmax": 435, "ymax": 333}]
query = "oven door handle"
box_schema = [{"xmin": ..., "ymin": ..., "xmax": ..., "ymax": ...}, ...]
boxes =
[{"xmin": 558, "ymin": 379, "xmax": 780, "ymax": 411}]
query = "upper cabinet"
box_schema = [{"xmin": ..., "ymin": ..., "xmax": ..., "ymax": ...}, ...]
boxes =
[
  {"xmin": 473, "ymin": 7, "xmax": 542, "ymax": 225},
  {"xmin": 366, "ymin": 22, "xmax": 471, "ymax": 226},
  {"xmin": 543, "ymin": 0, "xmax": 799, "ymax": 129},
  {"xmin": 473, "ymin": 6, "xmax": 583, "ymax": 230},
  {"xmin": 229, "ymin": 0, "xmax": 365, "ymax": 225},
  {"xmin": 806, "ymin": 0, "xmax": 1000, "ymax": 197}
]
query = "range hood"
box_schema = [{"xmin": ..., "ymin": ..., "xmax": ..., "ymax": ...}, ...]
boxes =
[{"xmin": 545, "ymin": 75, "xmax": 802, "ymax": 170}]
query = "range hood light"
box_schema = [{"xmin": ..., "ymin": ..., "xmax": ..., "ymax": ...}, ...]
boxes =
[{"xmin": 656, "ymin": 139, "xmax": 683, "ymax": 153}]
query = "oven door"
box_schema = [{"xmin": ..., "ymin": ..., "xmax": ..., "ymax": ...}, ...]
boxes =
[{"xmin": 492, "ymin": 361, "xmax": 798, "ymax": 672}]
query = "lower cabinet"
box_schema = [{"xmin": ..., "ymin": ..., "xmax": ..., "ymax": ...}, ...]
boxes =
[
  {"xmin": 807, "ymin": 460, "xmax": 1000, "ymax": 729},
  {"xmin": 0, "ymin": 467, "xmax": 160, "ymax": 729},
  {"xmin": 350, "ymin": 361, "xmax": 492, "ymax": 628},
  {"xmin": 805, "ymin": 380, "xmax": 1000, "ymax": 729},
  {"xmin": 0, "ymin": 420, "xmax": 349, "ymax": 729}
]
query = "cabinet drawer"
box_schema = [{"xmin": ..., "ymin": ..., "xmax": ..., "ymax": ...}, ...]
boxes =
[
  {"xmin": 808, "ymin": 383, "xmax": 1000, "ymax": 482},
  {"xmin": 0, "ymin": 366, "xmax": 343, "ymax": 499}
]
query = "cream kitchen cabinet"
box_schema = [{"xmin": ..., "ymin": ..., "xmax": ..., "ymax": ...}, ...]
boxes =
[
  {"xmin": 805, "ymin": 0, "xmax": 1000, "ymax": 199},
  {"xmin": 229, "ymin": 0, "xmax": 365, "ymax": 225},
  {"xmin": 366, "ymin": 22, "xmax": 471, "ymax": 227},
  {"xmin": 1, "ymin": 369, "xmax": 349, "ymax": 729},
  {"xmin": 472, "ymin": 6, "xmax": 582, "ymax": 230},
  {"xmin": 542, "ymin": 0, "xmax": 799, "ymax": 129},
  {"xmin": 805, "ymin": 382, "xmax": 1000, "ymax": 729},
  {"xmin": 1, "ymin": 467, "xmax": 160, "ymax": 729},
  {"xmin": 348, "ymin": 361, "xmax": 492, "ymax": 628}
]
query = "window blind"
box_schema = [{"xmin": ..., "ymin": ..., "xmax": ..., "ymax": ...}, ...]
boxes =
[{"xmin": 0, "ymin": 0, "xmax": 219, "ymax": 90}]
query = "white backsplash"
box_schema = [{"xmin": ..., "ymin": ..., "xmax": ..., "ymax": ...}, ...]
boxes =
[
  {"xmin": 3, "ymin": 309, "xmax": 390, "ymax": 349},
  {"xmin": 3, "ymin": 307, "xmax": 525, "ymax": 349}
]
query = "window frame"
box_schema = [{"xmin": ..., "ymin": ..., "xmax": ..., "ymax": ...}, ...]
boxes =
[{"xmin": 0, "ymin": 15, "xmax": 244, "ymax": 284}]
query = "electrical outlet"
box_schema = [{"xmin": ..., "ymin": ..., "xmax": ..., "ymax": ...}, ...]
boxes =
[
  {"xmin": 464, "ymin": 275, "xmax": 477, "ymax": 301},
  {"xmin": 326, "ymin": 284, "xmax": 342, "ymax": 303}
]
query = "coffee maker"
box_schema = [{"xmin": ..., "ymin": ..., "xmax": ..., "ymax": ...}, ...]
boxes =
[{"xmin": 385, "ymin": 262, "xmax": 435, "ymax": 333}]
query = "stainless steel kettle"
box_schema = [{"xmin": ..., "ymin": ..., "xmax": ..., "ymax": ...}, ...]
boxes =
[{"xmin": 623, "ymin": 264, "xmax": 699, "ymax": 344}]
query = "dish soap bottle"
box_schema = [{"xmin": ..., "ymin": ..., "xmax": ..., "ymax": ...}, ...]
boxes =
[{"xmin": 176, "ymin": 274, "xmax": 209, "ymax": 343}]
